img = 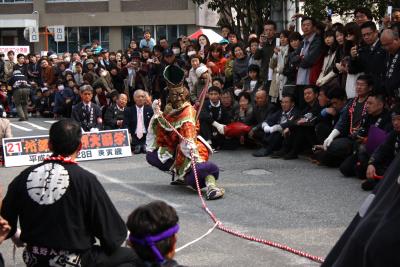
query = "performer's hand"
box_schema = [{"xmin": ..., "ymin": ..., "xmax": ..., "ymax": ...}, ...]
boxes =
[
  {"xmin": 11, "ymin": 228, "xmax": 24, "ymax": 247},
  {"xmin": 152, "ymin": 99, "xmax": 161, "ymax": 114},
  {"xmin": 366, "ymin": 164, "xmax": 377, "ymax": 179}
]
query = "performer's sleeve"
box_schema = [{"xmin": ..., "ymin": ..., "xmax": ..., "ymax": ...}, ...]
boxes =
[
  {"xmin": 178, "ymin": 121, "xmax": 198, "ymax": 158},
  {"xmin": 86, "ymin": 175, "xmax": 127, "ymax": 254}
]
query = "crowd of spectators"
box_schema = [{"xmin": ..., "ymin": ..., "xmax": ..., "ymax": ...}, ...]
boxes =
[{"xmin": 2, "ymin": 7, "xmax": 400, "ymax": 193}]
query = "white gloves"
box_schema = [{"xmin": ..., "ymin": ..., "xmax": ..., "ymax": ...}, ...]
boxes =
[
  {"xmin": 212, "ymin": 121, "xmax": 225, "ymax": 135},
  {"xmin": 152, "ymin": 99, "xmax": 161, "ymax": 115},
  {"xmin": 234, "ymin": 89, "xmax": 242, "ymax": 96},
  {"xmin": 262, "ymin": 122, "xmax": 271, "ymax": 133},
  {"xmin": 270, "ymin": 124, "xmax": 282, "ymax": 133},
  {"xmin": 323, "ymin": 129, "xmax": 340, "ymax": 150}
]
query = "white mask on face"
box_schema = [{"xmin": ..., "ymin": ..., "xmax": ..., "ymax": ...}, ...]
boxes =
[
  {"xmin": 64, "ymin": 57, "xmax": 71, "ymax": 63},
  {"xmin": 100, "ymin": 70, "xmax": 107, "ymax": 77},
  {"xmin": 58, "ymin": 85, "xmax": 64, "ymax": 90},
  {"xmin": 172, "ymin": 48, "xmax": 180, "ymax": 55},
  {"xmin": 187, "ymin": 51, "xmax": 196, "ymax": 57}
]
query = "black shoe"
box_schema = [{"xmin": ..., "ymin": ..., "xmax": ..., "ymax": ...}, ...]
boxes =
[
  {"xmin": 283, "ymin": 151, "xmax": 298, "ymax": 160},
  {"xmin": 271, "ymin": 149, "xmax": 287, "ymax": 159},
  {"xmin": 140, "ymin": 145, "xmax": 147, "ymax": 154},
  {"xmin": 361, "ymin": 179, "xmax": 380, "ymax": 191},
  {"xmin": 18, "ymin": 118, "xmax": 26, "ymax": 121},
  {"xmin": 252, "ymin": 148, "xmax": 271, "ymax": 157},
  {"xmin": 133, "ymin": 145, "xmax": 141, "ymax": 154}
]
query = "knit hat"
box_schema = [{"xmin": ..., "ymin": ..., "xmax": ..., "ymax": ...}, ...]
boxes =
[{"xmin": 195, "ymin": 65, "xmax": 208, "ymax": 78}]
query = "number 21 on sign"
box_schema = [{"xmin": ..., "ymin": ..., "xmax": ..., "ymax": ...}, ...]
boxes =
[{"xmin": 6, "ymin": 142, "xmax": 22, "ymax": 154}]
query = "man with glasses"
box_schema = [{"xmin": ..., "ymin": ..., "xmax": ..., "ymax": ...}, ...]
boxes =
[
  {"xmin": 354, "ymin": 7, "xmax": 373, "ymax": 26},
  {"xmin": 348, "ymin": 21, "xmax": 386, "ymax": 95}
]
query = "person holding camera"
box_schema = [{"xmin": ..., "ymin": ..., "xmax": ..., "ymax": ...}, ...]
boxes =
[
  {"xmin": 254, "ymin": 20, "xmax": 277, "ymax": 82},
  {"xmin": 348, "ymin": 21, "xmax": 386, "ymax": 95}
]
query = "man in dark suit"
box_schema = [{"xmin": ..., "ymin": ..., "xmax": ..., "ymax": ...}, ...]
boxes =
[
  {"xmin": 124, "ymin": 89, "xmax": 153, "ymax": 154},
  {"xmin": 104, "ymin": 93, "xmax": 127, "ymax": 130},
  {"xmin": 71, "ymin": 85, "xmax": 103, "ymax": 132}
]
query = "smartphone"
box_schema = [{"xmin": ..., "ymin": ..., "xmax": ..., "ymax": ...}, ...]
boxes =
[
  {"xmin": 275, "ymin": 38, "xmax": 280, "ymax": 48},
  {"xmin": 388, "ymin": 4, "xmax": 393, "ymax": 20}
]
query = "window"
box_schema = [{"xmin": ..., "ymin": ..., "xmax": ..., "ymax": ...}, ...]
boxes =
[{"xmin": 48, "ymin": 26, "xmax": 109, "ymax": 54}]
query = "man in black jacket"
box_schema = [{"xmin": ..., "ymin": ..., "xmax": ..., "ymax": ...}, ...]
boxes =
[
  {"xmin": 71, "ymin": 85, "xmax": 103, "ymax": 132},
  {"xmin": 1, "ymin": 119, "xmax": 137, "ymax": 267},
  {"xmin": 253, "ymin": 94, "xmax": 300, "ymax": 157},
  {"xmin": 104, "ymin": 93, "xmax": 127, "ymax": 130},
  {"xmin": 271, "ymin": 86, "xmax": 322, "ymax": 159},
  {"xmin": 348, "ymin": 21, "xmax": 386, "ymax": 94},
  {"xmin": 8, "ymin": 70, "xmax": 31, "ymax": 121}
]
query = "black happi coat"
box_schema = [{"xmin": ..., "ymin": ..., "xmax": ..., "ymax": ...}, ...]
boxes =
[
  {"xmin": 322, "ymin": 153, "xmax": 400, "ymax": 267},
  {"xmin": 1, "ymin": 161, "xmax": 127, "ymax": 254}
]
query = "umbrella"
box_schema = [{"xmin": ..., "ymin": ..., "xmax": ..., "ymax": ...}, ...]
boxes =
[{"xmin": 188, "ymin": 29, "xmax": 224, "ymax": 44}]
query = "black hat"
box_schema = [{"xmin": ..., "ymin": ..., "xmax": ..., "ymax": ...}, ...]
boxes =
[{"xmin": 163, "ymin": 48, "xmax": 174, "ymax": 57}]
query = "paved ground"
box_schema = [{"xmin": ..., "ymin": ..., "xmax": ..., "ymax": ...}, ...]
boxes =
[{"xmin": 0, "ymin": 118, "xmax": 369, "ymax": 266}]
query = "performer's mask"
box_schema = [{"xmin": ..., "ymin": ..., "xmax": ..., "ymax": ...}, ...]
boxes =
[{"xmin": 163, "ymin": 65, "xmax": 187, "ymax": 109}]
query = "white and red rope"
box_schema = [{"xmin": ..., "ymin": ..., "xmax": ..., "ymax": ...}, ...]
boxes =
[{"xmin": 155, "ymin": 110, "xmax": 325, "ymax": 264}]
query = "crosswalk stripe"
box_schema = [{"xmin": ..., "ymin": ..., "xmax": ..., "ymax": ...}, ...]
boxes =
[
  {"xmin": 23, "ymin": 121, "xmax": 48, "ymax": 130},
  {"xmin": 10, "ymin": 123, "xmax": 32, "ymax": 132},
  {"xmin": 44, "ymin": 120, "xmax": 57, "ymax": 124}
]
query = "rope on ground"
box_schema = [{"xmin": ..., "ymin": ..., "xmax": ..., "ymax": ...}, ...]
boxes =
[
  {"xmin": 175, "ymin": 221, "xmax": 219, "ymax": 253},
  {"xmin": 156, "ymin": 111, "xmax": 325, "ymax": 264}
]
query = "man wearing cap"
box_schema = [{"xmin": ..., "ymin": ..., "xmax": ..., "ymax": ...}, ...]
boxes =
[
  {"xmin": 191, "ymin": 64, "xmax": 210, "ymax": 104},
  {"xmin": 146, "ymin": 65, "xmax": 225, "ymax": 200},
  {"xmin": 8, "ymin": 70, "xmax": 31, "ymax": 121},
  {"xmin": 72, "ymin": 85, "xmax": 102, "ymax": 132}
]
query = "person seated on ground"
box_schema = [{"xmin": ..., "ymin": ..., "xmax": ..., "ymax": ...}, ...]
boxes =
[
  {"xmin": 253, "ymin": 94, "xmax": 300, "ymax": 157},
  {"xmin": 233, "ymin": 91, "xmax": 254, "ymax": 126},
  {"xmin": 104, "ymin": 93, "xmax": 128, "ymax": 130},
  {"xmin": 53, "ymin": 80, "xmax": 74, "ymax": 118},
  {"xmin": 36, "ymin": 86, "xmax": 55, "ymax": 118},
  {"xmin": 1, "ymin": 119, "xmax": 137, "ymax": 267},
  {"xmin": 320, "ymin": 74, "xmax": 373, "ymax": 167},
  {"xmin": 124, "ymin": 89, "xmax": 153, "ymax": 154},
  {"xmin": 126, "ymin": 201, "xmax": 185, "ymax": 267},
  {"xmin": 361, "ymin": 104, "xmax": 400, "ymax": 191},
  {"xmin": 339, "ymin": 93, "xmax": 392, "ymax": 180},
  {"xmin": 271, "ymin": 86, "xmax": 322, "ymax": 160},
  {"xmin": 248, "ymin": 89, "xmax": 277, "ymax": 146},
  {"xmin": 220, "ymin": 89, "xmax": 237, "ymax": 120},
  {"xmin": 199, "ymin": 86, "xmax": 232, "ymax": 150},
  {"xmin": 72, "ymin": 84, "xmax": 103, "ymax": 132},
  {"xmin": 146, "ymin": 65, "xmax": 224, "ymax": 200}
]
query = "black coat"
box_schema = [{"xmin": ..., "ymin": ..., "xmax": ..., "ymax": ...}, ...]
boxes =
[
  {"xmin": 322, "ymin": 153, "xmax": 400, "ymax": 267},
  {"xmin": 265, "ymin": 106, "xmax": 301, "ymax": 129},
  {"xmin": 348, "ymin": 41, "xmax": 386, "ymax": 94},
  {"xmin": 123, "ymin": 105, "xmax": 153, "ymax": 136},
  {"xmin": 104, "ymin": 104, "xmax": 126, "ymax": 130},
  {"xmin": 71, "ymin": 102, "xmax": 103, "ymax": 132}
]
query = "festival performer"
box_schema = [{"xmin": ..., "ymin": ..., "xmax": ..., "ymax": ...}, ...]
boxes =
[{"xmin": 146, "ymin": 65, "xmax": 225, "ymax": 200}]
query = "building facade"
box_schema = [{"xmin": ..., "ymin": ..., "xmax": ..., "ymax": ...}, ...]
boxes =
[{"xmin": 0, "ymin": 0, "xmax": 219, "ymax": 53}]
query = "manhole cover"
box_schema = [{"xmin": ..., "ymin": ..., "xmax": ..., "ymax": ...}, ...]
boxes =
[{"xmin": 242, "ymin": 169, "xmax": 272, "ymax": 176}]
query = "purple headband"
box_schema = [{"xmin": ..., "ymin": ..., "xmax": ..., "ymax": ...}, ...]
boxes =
[{"xmin": 129, "ymin": 224, "xmax": 179, "ymax": 263}]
